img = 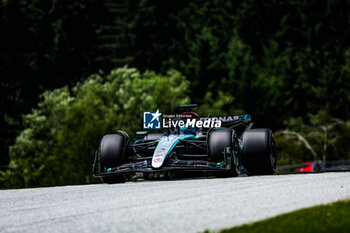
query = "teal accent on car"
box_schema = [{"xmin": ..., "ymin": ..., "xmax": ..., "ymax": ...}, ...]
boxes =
[
  {"xmin": 180, "ymin": 135, "xmax": 197, "ymax": 140},
  {"xmin": 167, "ymin": 135, "xmax": 197, "ymax": 155},
  {"xmin": 136, "ymin": 131, "xmax": 148, "ymax": 135}
]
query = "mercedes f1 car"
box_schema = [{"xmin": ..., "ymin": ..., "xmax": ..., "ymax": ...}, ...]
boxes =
[{"xmin": 92, "ymin": 104, "xmax": 277, "ymax": 183}]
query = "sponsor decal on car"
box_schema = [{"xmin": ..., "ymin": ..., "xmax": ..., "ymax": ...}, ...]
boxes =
[{"xmin": 153, "ymin": 158, "xmax": 163, "ymax": 163}]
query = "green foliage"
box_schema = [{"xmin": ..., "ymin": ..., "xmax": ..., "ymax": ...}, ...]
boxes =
[
  {"xmin": 0, "ymin": 0, "xmax": 109, "ymax": 166},
  {"xmin": 0, "ymin": 67, "xmax": 189, "ymax": 188},
  {"xmin": 166, "ymin": 0, "xmax": 237, "ymax": 100},
  {"xmin": 275, "ymin": 110, "xmax": 350, "ymax": 165},
  {"xmin": 214, "ymin": 199, "xmax": 350, "ymax": 233},
  {"xmin": 196, "ymin": 91, "xmax": 242, "ymax": 116},
  {"xmin": 166, "ymin": 0, "xmax": 350, "ymax": 128}
]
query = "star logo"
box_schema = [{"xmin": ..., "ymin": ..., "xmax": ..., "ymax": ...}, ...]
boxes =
[
  {"xmin": 143, "ymin": 110, "xmax": 162, "ymax": 129},
  {"xmin": 150, "ymin": 109, "xmax": 161, "ymax": 122}
]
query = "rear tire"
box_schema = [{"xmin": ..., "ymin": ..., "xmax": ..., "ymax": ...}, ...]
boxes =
[
  {"xmin": 99, "ymin": 134, "xmax": 126, "ymax": 183},
  {"xmin": 241, "ymin": 129, "xmax": 277, "ymax": 175}
]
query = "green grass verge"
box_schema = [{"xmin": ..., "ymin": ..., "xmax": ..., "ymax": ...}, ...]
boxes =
[{"xmin": 209, "ymin": 199, "xmax": 350, "ymax": 233}]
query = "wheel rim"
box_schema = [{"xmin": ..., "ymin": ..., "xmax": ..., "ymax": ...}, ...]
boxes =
[
  {"xmin": 232, "ymin": 135, "xmax": 241, "ymax": 174},
  {"xmin": 270, "ymin": 137, "xmax": 277, "ymax": 171},
  {"xmin": 231, "ymin": 131, "xmax": 241, "ymax": 174}
]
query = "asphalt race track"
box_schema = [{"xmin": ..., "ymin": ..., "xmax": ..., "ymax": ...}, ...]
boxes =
[{"xmin": 0, "ymin": 172, "xmax": 349, "ymax": 233}]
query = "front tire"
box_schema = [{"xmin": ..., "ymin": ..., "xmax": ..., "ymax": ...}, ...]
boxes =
[
  {"xmin": 241, "ymin": 129, "xmax": 277, "ymax": 175},
  {"xmin": 99, "ymin": 134, "xmax": 126, "ymax": 183},
  {"xmin": 209, "ymin": 128, "xmax": 240, "ymax": 177}
]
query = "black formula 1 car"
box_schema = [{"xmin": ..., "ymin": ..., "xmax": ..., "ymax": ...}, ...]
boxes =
[{"xmin": 92, "ymin": 104, "xmax": 277, "ymax": 183}]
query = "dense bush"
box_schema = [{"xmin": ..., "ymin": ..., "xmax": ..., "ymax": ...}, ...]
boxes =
[
  {"xmin": 275, "ymin": 111, "xmax": 350, "ymax": 165},
  {"xmin": 0, "ymin": 67, "xmax": 189, "ymax": 188}
]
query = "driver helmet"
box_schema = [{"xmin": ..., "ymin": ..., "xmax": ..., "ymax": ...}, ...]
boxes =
[{"xmin": 180, "ymin": 126, "xmax": 196, "ymax": 135}]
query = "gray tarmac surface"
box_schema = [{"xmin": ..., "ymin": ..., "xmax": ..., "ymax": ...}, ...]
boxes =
[{"xmin": 0, "ymin": 172, "xmax": 350, "ymax": 233}]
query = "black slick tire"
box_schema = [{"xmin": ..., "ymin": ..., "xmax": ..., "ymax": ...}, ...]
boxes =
[
  {"xmin": 241, "ymin": 128, "xmax": 277, "ymax": 175},
  {"xmin": 99, "ymin": 134, "xmax": 126, "ymax": 183}
]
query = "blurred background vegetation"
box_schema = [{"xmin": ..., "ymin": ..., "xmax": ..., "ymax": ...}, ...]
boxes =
[{"xmin": 0, "ymin": 0, "xmax": 349, "ymax": 188}]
